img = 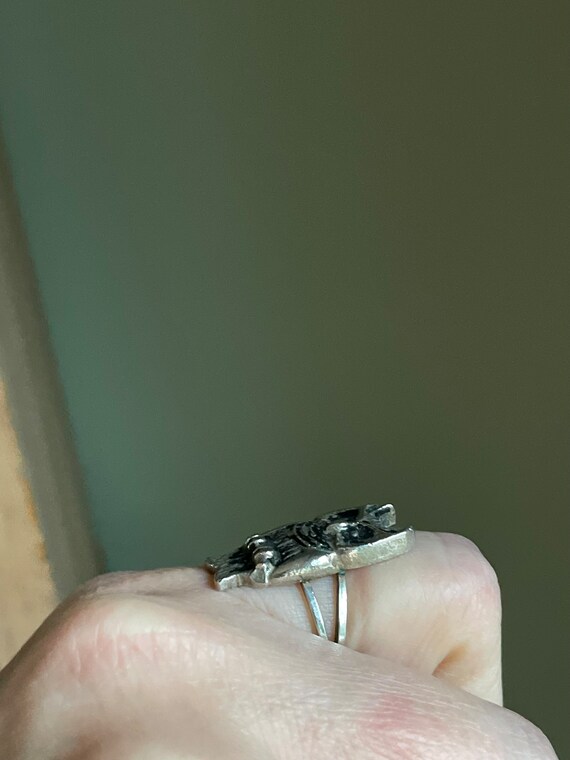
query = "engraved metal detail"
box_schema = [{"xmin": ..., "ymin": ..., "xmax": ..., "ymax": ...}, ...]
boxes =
[{"xmin": 206, "ymin": 503, "xmax": 414, "ymax": 590}]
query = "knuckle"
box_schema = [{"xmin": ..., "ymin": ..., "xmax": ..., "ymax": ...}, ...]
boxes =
[
  {"xmin": 47, "ymin": 594, "xmax": 146, "ymax": 680},
  {"xmin": 435, "ymin": 532, "xmax": 501, "ymax": 615},
  {"xmin": 72, "ymin": 570, "xmax": 149, "ymax": 599},
  {"xmin": 73, "ymin": 567, "xmax": 208, "ymax": 600},
  {"xmin": 509, "ymin": 713, "xmax": 558, "ymax": 759},
  {"xmin": 42, "ymin": 584, "xmax": 218, "ymax": 687},
  {"xmin": 1, "ymin": 584, "xmax": 225, "ymax": 755},
  {"xmin": 71, "ymin": 573, "xmax": 108, "ymax": 600}
]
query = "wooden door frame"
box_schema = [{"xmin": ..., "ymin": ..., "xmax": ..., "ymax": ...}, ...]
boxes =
[{"xmin": 0, "ymin": 137, "xmax": 103, "ymax": 600}]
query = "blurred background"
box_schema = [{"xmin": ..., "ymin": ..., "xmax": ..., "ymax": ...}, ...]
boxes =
[{"xmin": 0, "ymin": 2, "xmax": 568, "ymax": 755}]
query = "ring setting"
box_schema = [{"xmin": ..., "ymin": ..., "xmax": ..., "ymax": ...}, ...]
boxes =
[{"xmin": 205, "ymin": 503, "xmax": 414, "ymax": 645}]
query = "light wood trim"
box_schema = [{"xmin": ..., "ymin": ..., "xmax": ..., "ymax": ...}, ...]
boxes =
[
  {"xmin": 0, "ymin": 136, "xmax": 103, "ymax": 605},
  {"xmin": 0, "ymin": 380, "xmax": 57, "ymax": 666}
]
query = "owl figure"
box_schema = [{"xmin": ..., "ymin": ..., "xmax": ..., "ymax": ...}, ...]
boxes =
[{"xmin": 206, "ymin": 503, "xmax": 414, "ymax": 590}]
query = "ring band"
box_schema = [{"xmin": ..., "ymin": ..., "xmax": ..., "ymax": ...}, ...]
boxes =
[
  {"xmin": 205, "ymin": 503, "xmax": 414, "ymax": 645},
  {"xmin": 300, "ymin": 569, "xmax": 347, "ymax": 643}
]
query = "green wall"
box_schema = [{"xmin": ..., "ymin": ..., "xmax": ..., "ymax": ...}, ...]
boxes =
[{"xmin": 0, "ymin": 2, "xmax": 567, "ymax": 753}]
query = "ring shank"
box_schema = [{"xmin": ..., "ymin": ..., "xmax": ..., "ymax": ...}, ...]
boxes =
[{"xmin": 300, "ymin": 570, "xmax": 347, "ymax": 645}]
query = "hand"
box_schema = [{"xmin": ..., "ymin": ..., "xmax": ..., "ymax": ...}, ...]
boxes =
[{"xmin": 0, "ymin": 532, "xmax": 557, "ymax": 758}]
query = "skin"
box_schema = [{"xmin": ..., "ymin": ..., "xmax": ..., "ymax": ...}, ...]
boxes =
[{"xmin": 0, "ymin": 532, "xmax": 557, "ymax": 759}]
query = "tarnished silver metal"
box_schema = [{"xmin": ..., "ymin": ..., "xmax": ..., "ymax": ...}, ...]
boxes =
[
  {"xmin": 206, "ymin": 503, "xmax": 413, "ymax": 590},
  {"xmin": 300, "ymin": 581, "xmax": 328, "ymax": 639},
  {"xmin": 299, "ymin": 571, "xmax": 347, "ymax": 643},
  {"xmin": 336, "ymin": 570, "xmax": 347, "ymax": 645},
  {"xmin": 205, "ymin": 503, "xmax": 414, "ymax": 645}
]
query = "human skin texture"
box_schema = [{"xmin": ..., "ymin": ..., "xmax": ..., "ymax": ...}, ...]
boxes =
[{"xmin": 0, "ymin": 532, "xmax": 558, "ymax": 759}]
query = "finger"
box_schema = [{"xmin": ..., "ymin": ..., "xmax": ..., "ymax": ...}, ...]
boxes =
[
  {"xmin": 5, "ymin": 574, "xmax": 551, "ymax": 760},
  {"xmin": 36, "ymin": 531, "xmax": 501, "ymax": 704},
  {"xmin": 229, "ymin": 531, "xmax": 503, "ymax": 704},
  {"xmin": 181, "ymin": 592, "xmax": 550, "ymax": 759}
]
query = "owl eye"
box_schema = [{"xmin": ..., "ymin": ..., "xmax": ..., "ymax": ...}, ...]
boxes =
[
  {"xmin": 325, "ymin": 520, "xmax": 375, "ymax": 547},
  {"xmin": 253, "ymin": 547, "xmax": 279, "ymax": 564}
]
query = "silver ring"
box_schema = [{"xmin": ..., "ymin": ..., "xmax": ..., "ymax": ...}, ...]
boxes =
[
  {"xmin": 205, "ymin": 503, "xmax": 414, "ymax": 646},
  {"xmin": 300, "ymin": 569, "xmax": 347, "ymax": 644}
]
